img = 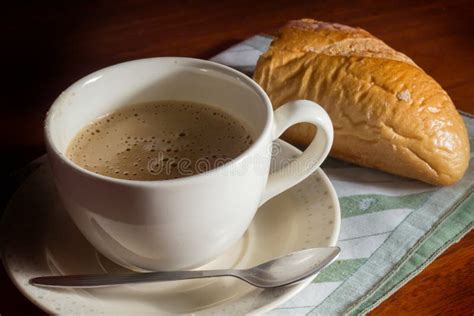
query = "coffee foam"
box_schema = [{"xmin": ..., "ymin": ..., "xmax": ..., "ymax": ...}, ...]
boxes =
[{"xmin": 67, "ymin": 101, "xmax": 253, "ymax": 180}]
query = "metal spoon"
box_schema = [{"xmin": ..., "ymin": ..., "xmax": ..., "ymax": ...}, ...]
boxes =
[{"xmin": 30, "ymin": 247, "xmax": 340, "ymax": 289}]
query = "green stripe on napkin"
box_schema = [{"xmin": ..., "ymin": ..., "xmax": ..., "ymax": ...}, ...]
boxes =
[
  {"xmin": 340, "ymin": 191, "xmax": 434, "ymax": 218},
  {"xmin": 313, "ymin": 259, "xmax": 367, "ymax": 283}
]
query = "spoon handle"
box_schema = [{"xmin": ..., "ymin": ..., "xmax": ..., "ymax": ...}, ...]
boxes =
[{"xmin": 30, "ymin": 269, "xmax": 235, "ymax": 288}]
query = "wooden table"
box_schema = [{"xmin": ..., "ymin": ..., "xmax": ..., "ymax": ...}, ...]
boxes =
[{"xmin": 1, "ymin": 0, "xmax": 473, "ymax": 314}]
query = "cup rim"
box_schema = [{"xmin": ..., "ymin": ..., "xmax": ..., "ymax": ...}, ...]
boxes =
[{"xmin": 44, "ymin": 57, "xmax": 273, "ymax": 186}]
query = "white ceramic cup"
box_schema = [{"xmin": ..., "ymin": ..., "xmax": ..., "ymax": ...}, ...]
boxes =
[{"xmin": 45, "ymin": 57, "xmax": 333, "ymax": 271}]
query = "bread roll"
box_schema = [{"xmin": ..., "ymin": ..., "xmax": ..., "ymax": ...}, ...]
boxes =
[{"xmin": 254, "ymin": 19, "xmax": 469, "ymax": 185}]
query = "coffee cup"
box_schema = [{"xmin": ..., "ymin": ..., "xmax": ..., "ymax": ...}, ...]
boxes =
[{"xmin": 45, "ymin": 57, "xmax": 333, "ymax": 271}]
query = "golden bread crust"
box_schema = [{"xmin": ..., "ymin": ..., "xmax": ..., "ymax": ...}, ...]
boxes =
[{"xmin": 254, "ymin": 19, "xmax": 469, "ymax": 185}]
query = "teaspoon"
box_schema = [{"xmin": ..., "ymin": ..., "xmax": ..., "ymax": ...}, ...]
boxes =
[{"xmin": 30, "ymin": 246, "xmax": 340, "ymax": 289}]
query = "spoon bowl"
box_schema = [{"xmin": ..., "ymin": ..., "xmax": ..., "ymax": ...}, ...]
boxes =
[{"xmin": 237, "ymin": 246, "xmax": 340, "ymax": 287}]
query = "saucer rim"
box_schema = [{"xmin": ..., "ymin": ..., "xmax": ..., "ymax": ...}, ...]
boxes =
[{"xmin": 252, "ymin": 148, "xmax": 340, "ymax": 314}]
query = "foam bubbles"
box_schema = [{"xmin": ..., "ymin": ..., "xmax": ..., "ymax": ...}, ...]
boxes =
[{"xmin": 67, "ymin": 100, "xmax": 254, "ymax": 181}]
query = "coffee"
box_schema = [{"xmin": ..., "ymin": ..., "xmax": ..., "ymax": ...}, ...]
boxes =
[{"xmin": 67, "ymin": 101, "xmax": 253, "ymax": 180}]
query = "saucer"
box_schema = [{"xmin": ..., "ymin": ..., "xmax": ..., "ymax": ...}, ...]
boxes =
[{"xmin": 1, "ymin": 140, "xmax": 340, "ymax": 315}]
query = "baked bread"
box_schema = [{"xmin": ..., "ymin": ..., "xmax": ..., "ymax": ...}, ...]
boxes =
[{"xmin": 254, "ymin": 19, "xmax": 470, "ymax": 185}]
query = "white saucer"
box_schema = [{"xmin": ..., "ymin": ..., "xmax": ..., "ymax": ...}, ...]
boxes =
[{"xmin": 1, "ymin": 140, "xmax": 340, "ymax": 315}]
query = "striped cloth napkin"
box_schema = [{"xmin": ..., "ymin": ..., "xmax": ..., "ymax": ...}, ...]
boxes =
[{"xmin": 211, "ymin": 35, "xmax": 474, "ymax": 315}]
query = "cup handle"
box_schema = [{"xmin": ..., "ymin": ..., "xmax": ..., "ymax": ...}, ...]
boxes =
[{"xmin": 259, "ymin": 100, "xmax": 334, "ymax": 206}]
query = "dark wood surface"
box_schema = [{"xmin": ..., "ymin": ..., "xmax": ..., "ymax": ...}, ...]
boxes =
[{"xmin": 1, "ymin": 0, "xmax": 473, "ymax": 315}]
